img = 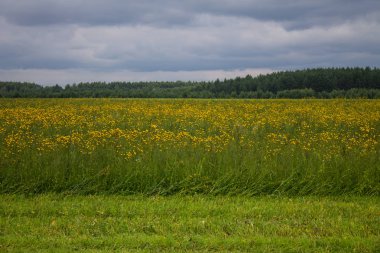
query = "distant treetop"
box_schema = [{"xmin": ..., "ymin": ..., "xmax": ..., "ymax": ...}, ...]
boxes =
[{"xmin": 1, "ymin": 67, "xmax": 379, "ymax": 98}]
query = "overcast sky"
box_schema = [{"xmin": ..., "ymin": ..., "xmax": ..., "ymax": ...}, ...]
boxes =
[{"xmin": 0, "ymin": 0, "xmax": 379, "ymax": 85}]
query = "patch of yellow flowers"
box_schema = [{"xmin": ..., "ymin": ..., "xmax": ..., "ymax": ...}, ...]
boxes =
[{"xmin": 0, "ymin": 99, "xmax": 379, "ymax": 161}]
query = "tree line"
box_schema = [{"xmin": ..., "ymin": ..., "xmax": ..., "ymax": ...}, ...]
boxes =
[{"xmin": 1, "ymin": 67, "xmax": 379, "ymax": 98}]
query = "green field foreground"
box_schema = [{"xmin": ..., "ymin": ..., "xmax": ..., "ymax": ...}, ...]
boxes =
[{"xmin": 1, "ymin": 195, "xmax": 379, "ymax": 252}]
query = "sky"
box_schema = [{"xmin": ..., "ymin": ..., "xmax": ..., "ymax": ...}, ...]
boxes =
[{"xmin": 0, "ymin": 0, "xmax": 379, "ymax": 85}]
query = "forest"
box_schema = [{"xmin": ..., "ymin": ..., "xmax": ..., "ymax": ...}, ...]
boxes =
[{"xmin": 1, "ymin": 67, "xmax": 379, "ymax": 98}]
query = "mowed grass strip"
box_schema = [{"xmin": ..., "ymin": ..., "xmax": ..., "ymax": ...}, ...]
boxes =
[{"xmin": 1, "ymin": 195, "xmax": 379, "ymax": 252}]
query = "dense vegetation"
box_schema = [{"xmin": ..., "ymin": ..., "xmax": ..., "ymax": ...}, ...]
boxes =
[
  {"xmin": 1, "ymin": 99, "xmax": 378, "ymax": 195},
  {"xmin": 1, "ymin": 67, "xmax": 379, "ymax": 98},
  {"xmin": 1, "ymin": 98, "xmax": 379, "ymax": 252}
]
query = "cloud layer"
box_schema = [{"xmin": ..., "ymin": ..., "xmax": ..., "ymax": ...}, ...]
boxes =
[{"xmin": 0, "ymin": 0, "xmax": 379, "ymax": 85}]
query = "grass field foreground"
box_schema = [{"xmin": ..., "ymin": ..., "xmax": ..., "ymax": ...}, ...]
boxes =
[{"xmin": 1, "ymin": 195, "xmax": 379, "ymax": 252}]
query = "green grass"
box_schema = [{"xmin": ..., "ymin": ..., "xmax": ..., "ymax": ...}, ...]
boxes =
[
  {"xmin": 2, "ymin": 136, "xmax": 379, "ymax": 196},
  {"xmin": 1, "ymin": 195, "xmax": 379, "ymax": 252},
  {"xmin": 1, "ymin": 99, "xmax": 379, "ymax": 196},
  {"xmin": 2, "ymin": 99, "xmax": 380, "ymax": 196},
  {"xmin": 1, "ymin": 100, "xmax": 379, "ymax": 252}
]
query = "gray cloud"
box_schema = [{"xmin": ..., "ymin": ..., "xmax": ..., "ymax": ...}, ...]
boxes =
[
  {"xmin": 0, "ymin": 0, "xmax": 193, "ymax": 27},
  {"xmin": 0, "ymin": 0, "xmax": 379, "ymax": 84},
  {"xmin": 1, "ymin": 0, "xmax": 379, "ymax": 28}
]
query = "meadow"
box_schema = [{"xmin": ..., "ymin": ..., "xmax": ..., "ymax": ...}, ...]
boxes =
[
  {"xmin": 0, "ymin": 99, "xmax": 379, "ymax": 195},
  {"xmin": 1, "ymin": 195, "xmax": 379, "ymax": 252},
  {"xmin": 1, "ymin": 99, "xmax": 379, "ymax": 252}
]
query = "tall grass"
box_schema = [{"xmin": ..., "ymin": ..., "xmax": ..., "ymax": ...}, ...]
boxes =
[{"xmin": 0, "ymin": 99, "xmax": 379, "ymax": 195}]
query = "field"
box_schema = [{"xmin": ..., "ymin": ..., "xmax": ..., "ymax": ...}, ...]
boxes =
[
  {"xmin": 1, "ymin": 99, "xmax": 379, "ymax": 251},
  {"xmin": 1, "ymin": 195, "xmax": 379, "ymax": 252},
  {"xmin": 0, "ymin": 99, "xmax": 379, "ymax": 195}
]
